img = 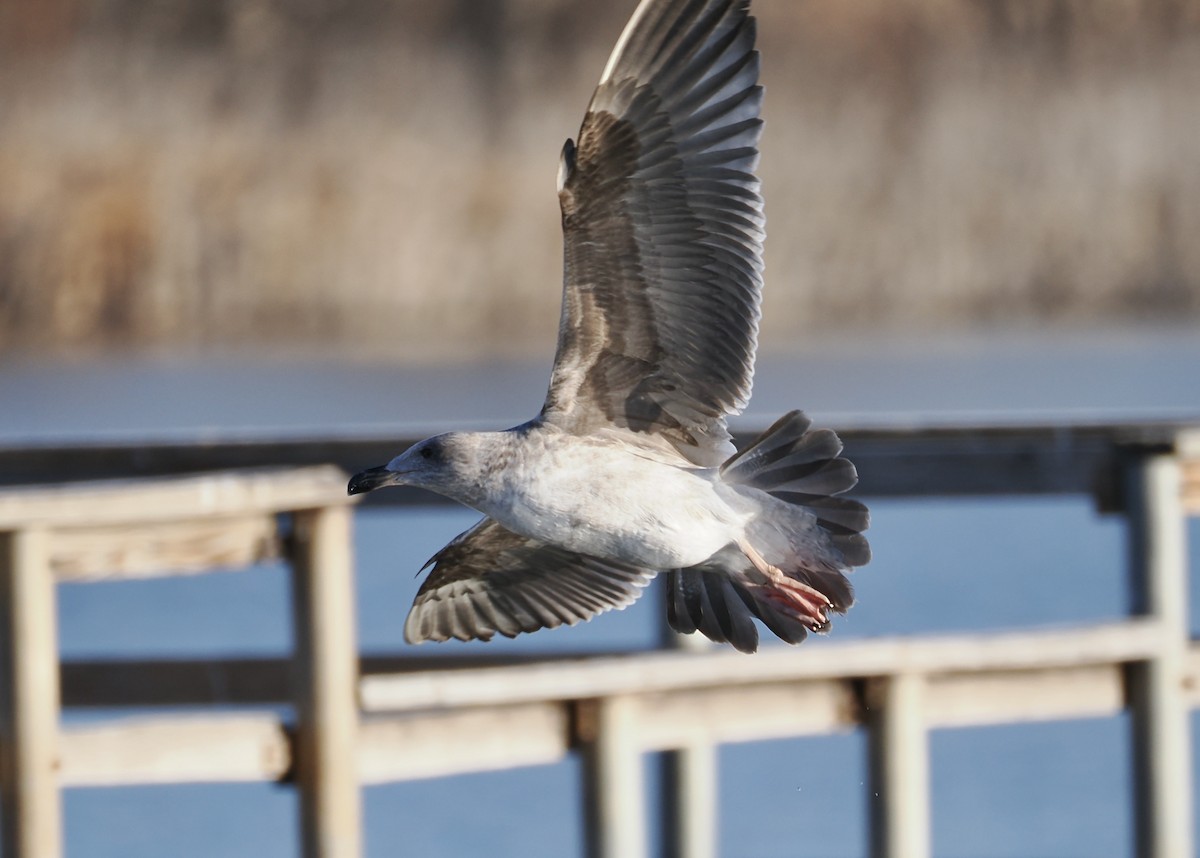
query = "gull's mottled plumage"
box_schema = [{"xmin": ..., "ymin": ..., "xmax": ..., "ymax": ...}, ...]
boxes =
[
  {"xmin": 348, "ymin": 0, "xmax": 871, "ymax": 653},
  {"xmin": 546, "ymin": 0, "xmax": 764, "ymax": 466}
]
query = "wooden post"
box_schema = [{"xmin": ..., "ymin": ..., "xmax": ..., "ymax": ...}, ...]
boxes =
[
  {"xmin": 660, "ymin": 740, "xmax": 717, "ymax": 858},
  {"xmin": 581, "ymin": 695, "xmax": 647, "ymax": 858},
  {"xmin": 0, "ymin": 528, "xmax": 62, "ymax": 858},
  {"xmin": 867, "ymin": 672, "xmax": 930, "ymax": 858},
  {"xmin": 659, "ymin": 615, "xmax": 717, "ymax": 858},
  {"xmin": 290, "ymin": 507, "xmax": 362, "ymax": 858},
  {"xmin": 1126, "ymin": 454, "xmax": 1193, "ymax": 858}
]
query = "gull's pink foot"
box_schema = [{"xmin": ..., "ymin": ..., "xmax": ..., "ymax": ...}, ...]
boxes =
[
  {"xmin": 762, "ymin": 577, "xmax": 832, "ymax": 630},
  {"xmin": 738, "ymin": 538, "xmax": 833, "ymax": 631}
]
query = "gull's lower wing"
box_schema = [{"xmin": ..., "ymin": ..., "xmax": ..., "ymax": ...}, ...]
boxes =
[
  {"xmin": 542, "ymin": 0, "xmax": 764, "ymax": 467},
  {"xmin": 405, "ymin": 517, "xmax": 657, "ymax": 644}
]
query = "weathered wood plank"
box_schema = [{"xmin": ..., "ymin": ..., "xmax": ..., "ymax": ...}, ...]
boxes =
[
  {"xmin": 360, "ymin": 620, "xmax": 1166, "ymax": 713},
  {"xmin": 59, "ymin": 714, "xmax": 289, "ymax": 786},
  {"xmin": 633, "ymin": 681, "xmax": 854, "ymax": 751},
  {"xmin": 926, "ymin": 665, "xmax": 1123, "ymax": 727},
  {"xmin": 0, "ymin": 527, "xmax": 63, "ymax": 858},
  {"xmin": 357, "ymin": 703, "xmax": 568, "ymax": 784},
  {"xmin": 49, "ymin": 515, "xmax": 279, "ymax": 581},
  {"xmin": 0, "ymin": 466, "xmax": 351, "ymax": 529},
  {"xmin": 290, "ymin": 505, "xmax": 362, "ymax": 858}
]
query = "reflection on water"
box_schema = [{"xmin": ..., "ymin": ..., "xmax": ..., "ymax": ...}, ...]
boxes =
[{"xmin": 9, "ymin": 326, "xmax": 1200, "ymax": 857}]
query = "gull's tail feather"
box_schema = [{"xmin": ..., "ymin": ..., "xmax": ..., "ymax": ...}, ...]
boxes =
[
  {"xmin": 667, "ymin": 411, "xmax": 870, "ymax": 652},
  {"xmin": 723, "ymin": 410, "xmax": 871, "ymax": 567}
]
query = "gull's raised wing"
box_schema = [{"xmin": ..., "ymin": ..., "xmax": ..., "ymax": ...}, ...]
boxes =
[
  {"xmin": 542, "ymin": 0, "xmax": 764, "ymax": 466},
  {"xmin": 404, "ymin": 517, "xmax": 656, "ymax": 644}
]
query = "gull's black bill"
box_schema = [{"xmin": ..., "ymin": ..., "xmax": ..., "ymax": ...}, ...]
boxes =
[{"xmin": 348, "ymin": 466, "xmax": 391, "ymax": 496}]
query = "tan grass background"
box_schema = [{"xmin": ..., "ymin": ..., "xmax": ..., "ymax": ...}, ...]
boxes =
[{"xmin": 1, "ymin": 0, "xmax": 1198, "ymax": 358}]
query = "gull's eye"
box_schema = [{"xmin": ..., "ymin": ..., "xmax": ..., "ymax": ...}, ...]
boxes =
[{"xmin": 420, "ymin": 446, "xmax": 434, "ymax": 460}]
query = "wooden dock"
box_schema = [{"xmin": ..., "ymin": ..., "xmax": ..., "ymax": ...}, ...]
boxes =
[{"xmin": 0, "ymin": 418, "xmax": 1198, "ymax": 857}]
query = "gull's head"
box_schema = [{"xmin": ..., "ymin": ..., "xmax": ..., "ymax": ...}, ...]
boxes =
[{"xmin": 347, "ymin": 433, "xmax": 473, "ymax": 498}]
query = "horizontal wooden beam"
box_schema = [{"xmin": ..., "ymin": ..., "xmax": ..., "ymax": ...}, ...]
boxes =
[
  {"xmin": 628, "ymin": 680, "xmax": 856, "ymax": 750},
  {"xmin": 926, "ymin": 664, "xmax": 1124, "ymax": 728},
  {"xmin": 57, "ymin": 705, "xmax": 569, "ymax": 788},
  {"xmin": 360, "ymin": 620, "xmax": 1167, "ymax": 713},
  {"xmin": 358, "ymin": 703, "xmax": 568, "ymax": 784},
  {"xmin": 0, "ymin": 466, "xmax": 352, "ymax": 529},
  {"xmin": 59, "ymin": 714, "xmax": 289, "ymax": 786},
  {"xmin": 50, "ymin": 515, "xmax": 279, "ymax": 581}
]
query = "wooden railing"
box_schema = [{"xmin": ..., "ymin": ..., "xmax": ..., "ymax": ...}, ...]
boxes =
[
  {"xmin": 0, "ymin": 467, "xmax": 360, "ymax": 858},
  {"xmin": 0, "ymin": 420, "xmax": 1197, "ymax": 858}
]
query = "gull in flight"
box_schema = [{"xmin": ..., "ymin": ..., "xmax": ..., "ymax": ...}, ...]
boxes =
[{"xmin": 349, "ymin": 0, "xmax": 870, "ymax": 652}]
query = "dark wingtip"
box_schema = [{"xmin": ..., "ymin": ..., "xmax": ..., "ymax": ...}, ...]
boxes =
[{"xmin": 557, "ymin": 138, "xmax": 576, "ymax": 193}]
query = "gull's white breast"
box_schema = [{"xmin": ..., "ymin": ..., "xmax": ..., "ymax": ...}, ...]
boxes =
[{"xmin": 483, "ymin": 428, "xmax": 750, "ymax": 570}]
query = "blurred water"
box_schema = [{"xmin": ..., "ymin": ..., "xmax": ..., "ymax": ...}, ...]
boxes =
[
  {"xmin": 4, "ymin": 325, "xmax": 1200, "ymax": 443},
  {"xmin": 4, "ymin": 325, "xmax": 1200, "ymax": 857}
]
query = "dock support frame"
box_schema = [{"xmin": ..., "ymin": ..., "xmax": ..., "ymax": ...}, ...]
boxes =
[
  {"xmin": 1126, "ymin": 453, "xmax": 1193, "ymax": 858},
  {"xmin": 0, "ymin": 529, "xmax": 62, "ymax": 858}
]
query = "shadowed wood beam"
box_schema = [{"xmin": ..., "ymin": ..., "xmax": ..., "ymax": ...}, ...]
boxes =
[{"xmin": 58, "ymin": 652, "xmax": 621, "ymax": 708}]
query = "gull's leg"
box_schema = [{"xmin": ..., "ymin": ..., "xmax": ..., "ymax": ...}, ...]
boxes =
[{"xmin": 737, "ymin": 538, "xmax": 832, "ymax": 630}]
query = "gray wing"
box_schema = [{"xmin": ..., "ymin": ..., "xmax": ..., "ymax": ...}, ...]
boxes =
[
  {"xmin": 542, "ymin": 0, "xmax": 764, "ymax": 467},
  {"xmin": 405, "ymin": 517, "xmax": 657, "ymax": 644}
]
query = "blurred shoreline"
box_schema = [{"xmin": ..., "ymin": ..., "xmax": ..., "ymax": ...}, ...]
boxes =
[{"xmin": 2, "ymin": 0, "xmax": 1199, "ymax": 357}]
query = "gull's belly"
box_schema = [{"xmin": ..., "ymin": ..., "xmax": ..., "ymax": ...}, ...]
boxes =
[{"xmin": 493, "ymin": 441, "xmax": 745, "ymax": 569}]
